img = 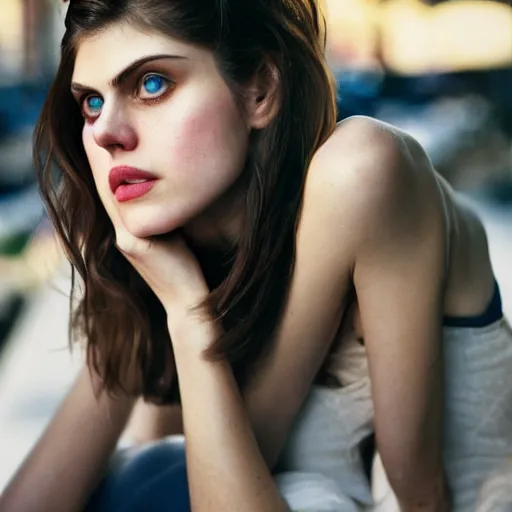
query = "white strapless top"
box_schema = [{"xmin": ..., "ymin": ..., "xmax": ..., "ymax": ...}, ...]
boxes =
[
  {"xmin": 275, "ymin": 318, "xmax": 512, "ymax": 511},
  {"xmin": 276, "ymin": 335, "xmax": 375, "ymax": 505}
]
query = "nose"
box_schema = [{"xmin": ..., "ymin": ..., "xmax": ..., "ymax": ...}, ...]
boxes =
[{"xmin": 92, "ymin": 101, "xmax": 138, "ymax": 153}]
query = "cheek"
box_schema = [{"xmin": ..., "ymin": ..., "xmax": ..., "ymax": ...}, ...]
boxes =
[
  {"xmin": 180, "ymin": 102, "xmax": 238, "ymax": 151},
  {"xmin": 151, "ymin": 90, "xmax": 248, "ymax": 180}
]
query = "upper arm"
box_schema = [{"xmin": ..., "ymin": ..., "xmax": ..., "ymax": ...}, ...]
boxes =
[
  {"xmin": 346, "ymin": 119, "xmax": 448, "ymax": 492},
  {"xmin": 246, "ymin": 116, "xmax": 448, "ymax": 491},
  {"xmin": 243, "ymin": 130, "xmax": 362, "ymax": 467}
]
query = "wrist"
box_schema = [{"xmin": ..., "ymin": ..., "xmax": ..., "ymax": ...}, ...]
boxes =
[
  {"xmin": 166, "ymin": 303, "xmax": 219, "ymax": 356},
  {"xmin": 163, "ymin": 286, "xmax": 208, "ymax": 318}
]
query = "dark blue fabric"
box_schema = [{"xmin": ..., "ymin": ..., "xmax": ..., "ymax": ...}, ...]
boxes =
[
  {"xmin": 86, "ymin": 439, "xmax": 190, "ymax": 512},
  {"xmin": 443, "ymin": 279, "xmax": 503, "ymax": 328}
]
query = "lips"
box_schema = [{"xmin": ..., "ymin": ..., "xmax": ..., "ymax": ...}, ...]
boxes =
[{"xmin": 109, "ymin": 166, "xmax": 158, "ymax": 202}]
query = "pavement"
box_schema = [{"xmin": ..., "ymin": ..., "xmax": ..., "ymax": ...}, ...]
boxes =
[{"xmin": 0, "ymin": 195, "xmax": 510, "ymax": 494}]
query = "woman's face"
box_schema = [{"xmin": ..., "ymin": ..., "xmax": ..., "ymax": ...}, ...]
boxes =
[{"xmin": 72, "ymin": 23, "xmax": 251, "ymax": 239}]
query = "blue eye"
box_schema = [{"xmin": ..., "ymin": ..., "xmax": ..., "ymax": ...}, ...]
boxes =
[
  {"xmin": 86, "ymin": 96, "xmax": 103, "ymax": 112},
  {"xmin": 143, "ymin": 75, "xmax": 165, "ymax": 95},
  {"xmin": 81, "ymin": 95, "xmax": 103, "ymax": 120}
]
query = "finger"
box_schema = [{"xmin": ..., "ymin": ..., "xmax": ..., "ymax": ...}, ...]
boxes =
[{"xmin": 115, "ymin": 227, "xmax": 153, "ymax": 260}]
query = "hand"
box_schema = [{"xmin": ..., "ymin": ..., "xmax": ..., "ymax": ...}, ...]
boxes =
[{"xmin": 115, "ymin": 226, "xmax": 209, "ymax": 312}]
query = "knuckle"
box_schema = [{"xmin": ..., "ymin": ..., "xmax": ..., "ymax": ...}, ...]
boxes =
[{"xmin": 115, "ymin": 231, "xmax": 142, "ymax": 256}]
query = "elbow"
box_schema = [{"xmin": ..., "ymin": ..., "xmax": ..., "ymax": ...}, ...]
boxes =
[
  {"xmin": 256, "ymin": 439, "xmax": 281, "ymax": 472},
  {"xmin": 251, "ymin": 427, "xmax": 284, "ymax": 472}
]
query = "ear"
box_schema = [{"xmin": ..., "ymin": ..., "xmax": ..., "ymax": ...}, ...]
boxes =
[{"xmin": 244, "ymin": 60, "xmax": 281, "ymax": 130}]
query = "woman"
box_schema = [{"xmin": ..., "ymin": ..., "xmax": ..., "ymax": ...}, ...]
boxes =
[{"xmin": 1, "ymin": 0, "xmax": 511, "ymax": 511}]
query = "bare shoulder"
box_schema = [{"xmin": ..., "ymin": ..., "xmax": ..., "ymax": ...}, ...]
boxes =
[
  {"xmin": 307, "ymin": 115, "xmax": 437, "ymax": 207},
  {"xmin": 304, "ymin": 116, "xmax": 445, "ymax": 251}
]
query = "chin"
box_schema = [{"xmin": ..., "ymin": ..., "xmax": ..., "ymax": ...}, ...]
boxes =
[
  {"xmin": 126, "ymin": 221, "xmax": 181, "ymax": 239},
  {"xmin": 121, "ymin": 209, "xmax": 188, "ymax": 239}
]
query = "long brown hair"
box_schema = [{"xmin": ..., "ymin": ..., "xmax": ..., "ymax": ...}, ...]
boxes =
[{"xmin": 35, "ymin": 0, "xmax": 337, "ymax": 402}]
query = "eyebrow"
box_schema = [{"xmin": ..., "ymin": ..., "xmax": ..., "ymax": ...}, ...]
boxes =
[{"xmin": 71, "ymin": 54, "xmax": 187, "ymax": 94}]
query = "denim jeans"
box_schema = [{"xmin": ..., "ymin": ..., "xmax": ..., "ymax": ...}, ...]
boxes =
[{"xmin": 86, "ymin": 436, "xmax": 190, "ymax": 512}]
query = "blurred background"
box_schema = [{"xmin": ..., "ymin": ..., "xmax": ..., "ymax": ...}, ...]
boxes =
[{"xmin": 0, "ymin": 0, "xmax": 511, "ymax": 493}]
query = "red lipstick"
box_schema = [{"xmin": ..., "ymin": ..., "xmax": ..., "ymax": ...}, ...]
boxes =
[{"xmin": 109, "ymin": 166, "xmax": 158, "ymax": 203}]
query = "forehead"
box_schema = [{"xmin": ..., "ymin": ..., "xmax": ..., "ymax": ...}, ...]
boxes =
[{"xmin": 72, "ymin": 23, "xmax": 195, "ymax": 85}]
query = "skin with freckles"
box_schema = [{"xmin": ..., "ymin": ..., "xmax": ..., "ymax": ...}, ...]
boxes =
[{"xmin": 72, "ymin": 23, "xmax": 254, "ymax": 243}]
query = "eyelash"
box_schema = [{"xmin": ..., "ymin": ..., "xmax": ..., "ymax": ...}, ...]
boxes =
[{"xmin": 79, "ymin": 73, "xmax": 174, "ymax": 121}]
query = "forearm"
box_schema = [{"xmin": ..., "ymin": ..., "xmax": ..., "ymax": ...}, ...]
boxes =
[
  {"xmin": 381, "ymin": 442, "xmax": 450, "ymax": 512},
  {"xmin": 384, "ymin": 451, "xmax": 450, "ymax": 512},
  {"xmin": 372, "ymin": 329, "xmax": 449, "ymax": 511},
  {"xmin": 169, "ymin": 313, "xmax": 289, "ymax": 512},
  {"xmin": 0, "ymin": 367, "xmax": 135, "ymax": 512},
  {"xmin": 124, "ymin": 400, "xmax": 183, "ymax": 444},
  {"xmin": 396, "ymin": 475, "xmax": 451, "ymax": 512}
]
